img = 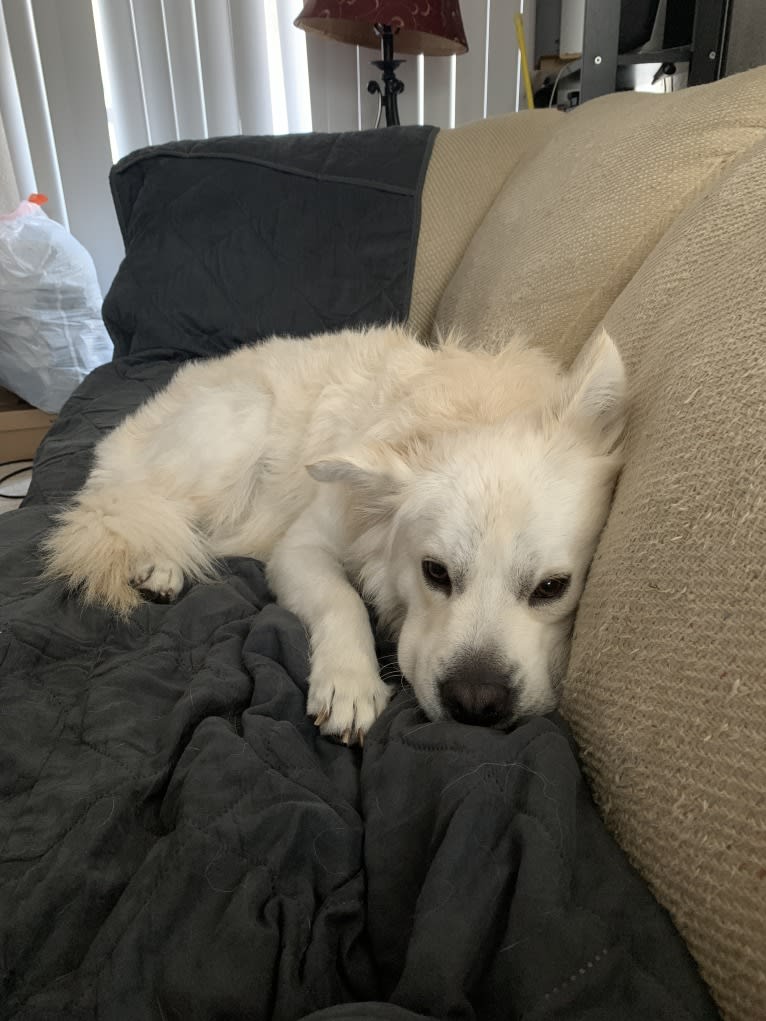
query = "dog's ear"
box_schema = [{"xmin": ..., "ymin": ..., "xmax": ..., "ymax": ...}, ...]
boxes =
[
  {"xmin": 554, "ymin": 328, "xmax": 627, "ymax": 452},
  {"xmin": 307, "ymin": 442, "xmax": 412, "ymax": 494}
]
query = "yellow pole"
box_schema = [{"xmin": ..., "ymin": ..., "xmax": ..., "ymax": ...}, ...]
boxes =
[{"xmin": 514, "ymin": 13, "xmax": 535, "ymax": 111}]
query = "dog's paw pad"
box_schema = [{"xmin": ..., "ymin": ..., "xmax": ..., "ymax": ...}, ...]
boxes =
[
  {"xmin": 131, "ymin": 561, "xmax": 184, "ymax": 604},
  {"xmin": 308, "ymin": 669, "xmax": 392, "ymax": 745}
]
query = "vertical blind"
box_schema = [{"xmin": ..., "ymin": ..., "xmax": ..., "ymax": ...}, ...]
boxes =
[{"xmin": 0, "ymin": 0, "xmax": 533, "ymax": 292}]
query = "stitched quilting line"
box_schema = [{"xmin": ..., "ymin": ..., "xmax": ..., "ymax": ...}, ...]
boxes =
[
  {"xmin": 107, "ymin": 149, "xmax": 418, "ymax": 355},
  {"xmin": 366, "ymin": 724, "xmax": 561, "ymax": 760},
  {"xmin": 121, "ymin": 186, "xmax": 410, "ymax": 352},
  {"xmin": 4, "ymin": 708, "xmax": 262, "ymax": 869},
  {"xmin": 1, "ymin": 787, "xmax": 136, "ymax": 869},
  {"xmin": 1, "ymin": 550, "xmax": 286, "ymax": 714},
  {"xmin": 163, "ymin": 725, "xmax": 359, "ymax": 840},
  {"xmin": 493, "ymin": 843, "xmax": 704, "ymax": 1021},
  {"xmin": 1, "ymin": 633, "xmax": 121, "ymax": 918},
  {"xmin": 0, "ymin": 627, "xmax": 109, "ymax": 859},
  {"xmin": 520, "ymin": 938, "xmax": 705, "ymax": 1021},
  {"xmin": 5, "ymin": 744, "xmax": 362, "ymax": 1012},
  {"xmin": 123, "ymin": 160, "xmax": 396, "ymax": 257},
  {"xmin": 395, "ymin": 731, "xmax": 570, "ymax": 859},
  {"xmin": 114, "ymin": 144, "xmax": 423, "ymax": 200},
  {"xmin": 65, "ymin": 832, "xmax": 273, "ymax": 1012},
  {"xmin": 368, "ymin": 726, "xmax": 704, "ymax": 1019},
  {"xmin": 116, "ymin": 181, "xmax": 283, "ymax": 342},
  {"xmin": 0, "ymin": 607, "xmax": 278, "ymax": 882},
  {"xmin": 1, "ymin": 677, "xmax": 355, "ymax": 866},
  {"xmin": 532, "ymin": 945, "xmax": 613, "ymax": 1015},
  {"xmin": 55, "ymin": 820, "xmax": 359, "ymax": 1013},
  {"xmin": 0, "ymin": 575, "xmax": 266, "ymax": 670}
]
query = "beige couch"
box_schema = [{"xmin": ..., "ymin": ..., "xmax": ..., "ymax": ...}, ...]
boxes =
[{"xmin": 408, "ymin": 67, "xmax": 766, "ymax": 1021}]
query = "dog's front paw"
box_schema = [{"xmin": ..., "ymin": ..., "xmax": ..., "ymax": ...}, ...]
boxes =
[
  {"xmin": 307, "ymin": 664, "xmax": 392, "ymax": 746},
  {"xmin": 130, "ymin": 561, "xmax": 184, "ymax": 604}
]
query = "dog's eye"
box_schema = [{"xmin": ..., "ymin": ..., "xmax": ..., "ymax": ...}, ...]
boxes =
[
  {"xmin": 422, "ymin": 559, "xmax": 451, "ymax": 592},
  {"xmin": 530, "ymin": 575, "xmax": 570, "ymax": 603}
]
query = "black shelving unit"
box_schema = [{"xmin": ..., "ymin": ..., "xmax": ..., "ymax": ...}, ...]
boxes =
[{"xmin": 539, "ymin": 0, "xmax": 732, "ymax": 107}]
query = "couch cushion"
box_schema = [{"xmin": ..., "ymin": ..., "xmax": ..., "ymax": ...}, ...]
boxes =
[
  {"xmin": 407, "ymin": 110, "xmax": 561, "ymax": 339},
  {"xmin": 435, "ymin": 66, "xmax": 766, "ymax": 363},
  {"xmin": 562, "ymin": 137, "xmax": 766, "ymax": 1021}
]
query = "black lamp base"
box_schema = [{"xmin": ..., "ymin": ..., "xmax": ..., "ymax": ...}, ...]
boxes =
[{"xmin": 367, "ymin": 24, "xmax": 404, "ymax": 127}]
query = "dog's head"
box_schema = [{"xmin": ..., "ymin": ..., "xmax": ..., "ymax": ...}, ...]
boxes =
[{"xmin": 309, "ymin": 330, "xmax": 627, "ymax": 728}]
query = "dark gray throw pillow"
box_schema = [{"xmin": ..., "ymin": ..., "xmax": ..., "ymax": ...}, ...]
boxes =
[{"xmin": 103, "ymin": 128, "xmax": 437, "ymax": 360}]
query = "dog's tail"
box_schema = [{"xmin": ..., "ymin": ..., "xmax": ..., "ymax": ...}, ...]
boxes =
[{"xmin": 42, "ymin": 482, "xmax": 212, "ymax": 616}]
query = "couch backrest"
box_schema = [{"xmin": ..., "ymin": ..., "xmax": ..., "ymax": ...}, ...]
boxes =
[
  {"xmin": 426, "ymin": 67, "xmax": 766, "ymax": 364},
  {"xmin": 408, "ymin": 110, "xmax": 561, "ymax": 340},
  {"xmin": 418, "ymin": 67, "xmax": 766, "ymax": 1021}
]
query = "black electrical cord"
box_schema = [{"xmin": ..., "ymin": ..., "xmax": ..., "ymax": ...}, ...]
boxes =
[{"xmin": 0, "ymin": 459, "xmax": 33, "ymax": 498}]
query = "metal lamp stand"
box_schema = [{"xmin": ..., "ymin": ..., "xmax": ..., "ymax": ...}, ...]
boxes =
[{"xmin": 367, "ymin": 24, "xmax": 405, "ymax": 127}]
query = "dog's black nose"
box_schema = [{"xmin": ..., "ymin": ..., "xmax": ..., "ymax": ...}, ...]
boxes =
[{"xmin": 441, "ymin": 677, "xmax": 513, "ymax": 727}]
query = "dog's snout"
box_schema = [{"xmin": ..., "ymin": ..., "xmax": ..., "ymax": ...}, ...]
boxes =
[
  {"xmin": 442, "ymin": 677, "xmax": 513, "ymax": 726},
  {"xmin": 439, "ymin": 651, "xmax": 519, "ymax": 727}
]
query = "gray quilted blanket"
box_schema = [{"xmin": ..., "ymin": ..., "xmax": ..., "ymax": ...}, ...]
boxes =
[{"xmin": 0, "ymin": 128, "xmax": 719, "ymax": 1021}]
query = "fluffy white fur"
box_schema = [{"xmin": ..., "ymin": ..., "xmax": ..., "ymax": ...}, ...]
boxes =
[{"xmin": 43, "ymin": 325, "xmax": 626, "ymax": 743}]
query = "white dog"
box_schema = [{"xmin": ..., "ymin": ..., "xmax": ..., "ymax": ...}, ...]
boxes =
[{"xmin": 44, "ymin": 325, "xmax": 626, "ymax": 744}]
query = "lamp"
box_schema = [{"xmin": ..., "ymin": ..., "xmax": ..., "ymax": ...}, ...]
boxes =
[{"xmin": 294, "ymin": 1, "xmax": 468, "ymax": 128}]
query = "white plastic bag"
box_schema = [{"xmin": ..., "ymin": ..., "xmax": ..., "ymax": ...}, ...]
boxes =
[{"xmin": 0, "ymin": 197, "xmax": 113, "ymax": 412}]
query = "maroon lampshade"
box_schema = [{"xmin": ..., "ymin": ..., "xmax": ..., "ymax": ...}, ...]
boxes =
[{"xmin": 294, "ymin": 1, "xmax": 468, "ymax": 57}]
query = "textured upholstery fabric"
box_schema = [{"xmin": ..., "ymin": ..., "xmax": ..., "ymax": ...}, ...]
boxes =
[
  {"xmin": 407, "ymin": 110, "xmax": 561, "ymax": 340},
  {"xmin": 435, "ymin": 68, "xmax": 766, "ymax": 365},
  {"xmin": 562, "ymin": 137, "xmax": 766, "ymax": 1021}
]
